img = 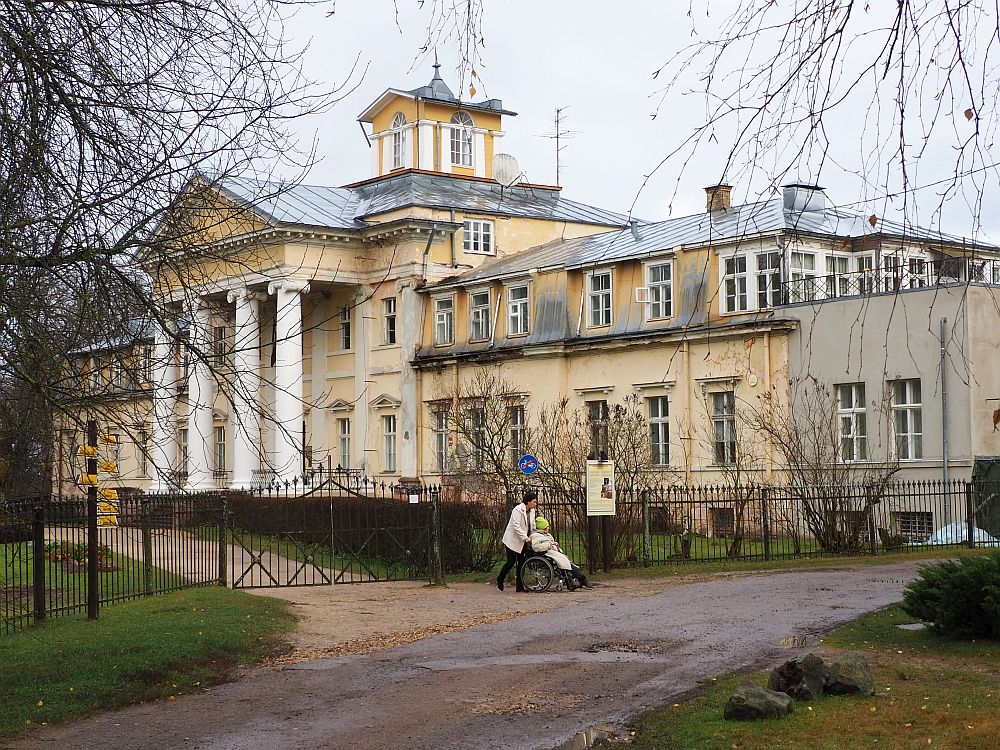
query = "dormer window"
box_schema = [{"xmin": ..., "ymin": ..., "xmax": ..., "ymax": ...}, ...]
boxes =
[
  {"xmin": 390, "ymin": 112, "xmax": 407, "ymax": 169},
  {"xmin": 450, "ymin": 111, "xmax": 474, "ymax": 167}
]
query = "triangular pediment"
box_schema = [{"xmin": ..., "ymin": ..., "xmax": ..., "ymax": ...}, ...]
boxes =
[{"xmin": 369, "ymin": 393, "xmax": 401, "ymax": 410}]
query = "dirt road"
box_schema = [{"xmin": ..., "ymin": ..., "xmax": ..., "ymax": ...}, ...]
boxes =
[{"xmin": 8, "ymin": 561, "xmax": 927, "ymax": 750}]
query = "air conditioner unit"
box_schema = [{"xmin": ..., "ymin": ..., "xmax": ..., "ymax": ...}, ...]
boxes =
[{"xmin": 634, "ymin": 286, "xmax": 651, "ymax": 304}]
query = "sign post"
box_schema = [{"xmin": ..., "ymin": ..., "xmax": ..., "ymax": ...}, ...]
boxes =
[
  {"xmin": 586, "ymin": 460, "xmax": 616, "ymax": 573},
  {"xmin": 518, "ymin": 454, "xmax": 539, "ymax": 476},
  {"xmin": 85, "ymin": 420, "xmax": 99, "ymax": 620}
]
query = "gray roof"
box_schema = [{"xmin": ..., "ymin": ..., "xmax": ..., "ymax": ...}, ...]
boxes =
[
  {"xmin": 213, "ymin": 172, "xmax": 631, "ymax": 231},
  {"xmin": 435, "ymin": 194, "xmax": 999, "ymax": 288}
]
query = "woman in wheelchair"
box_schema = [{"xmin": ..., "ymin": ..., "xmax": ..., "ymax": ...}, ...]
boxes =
[{"xmin": 521, "ymin": 516, "xmax": 591, "ymax": 592}]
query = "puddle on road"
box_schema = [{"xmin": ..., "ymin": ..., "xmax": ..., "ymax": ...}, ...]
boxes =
[
  {"xmin": 586, "ymin": 640, "xmax": 667, "ymax": 655},
  {"xmin": 779, "ymin": 635, "xmax": 821, "ymax": 648}
]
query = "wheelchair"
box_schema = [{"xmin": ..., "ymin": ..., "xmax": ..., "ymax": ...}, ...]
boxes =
[{"xmin": 519, "ymin": 552, "xmax": 580, "ymax": 593}]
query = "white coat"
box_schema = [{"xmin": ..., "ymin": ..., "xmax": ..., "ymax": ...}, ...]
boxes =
[
  {"xmin": 529, "ymin": 530, "xmax": 572, "ymax": 570},
  {"xmin": 501, "ymin": 503, "xmax": 536, "ymax": 553}
]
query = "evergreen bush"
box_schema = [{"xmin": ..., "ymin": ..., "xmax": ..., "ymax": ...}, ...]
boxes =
[{"xmin": 901, "ymin": 552, "xmax": 1000, "ymax": 640}]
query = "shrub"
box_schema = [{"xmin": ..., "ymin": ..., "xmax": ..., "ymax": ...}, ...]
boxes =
[{"xmin": 901, "ymin": 552, "xmax": 1000, "ymax": 640}]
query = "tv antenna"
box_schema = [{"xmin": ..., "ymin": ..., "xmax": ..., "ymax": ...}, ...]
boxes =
[{"xmin": 538, "ymin": 106, "xmax": 579, "ymax": 186}]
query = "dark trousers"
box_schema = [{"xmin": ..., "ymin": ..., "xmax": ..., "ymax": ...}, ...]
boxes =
[
  {"xmin": 569, "ymin": 562, "xmax": 589, "ymax": 588},
  {"xmin": 497, "ymin": 546, "xmax": 527, "ymax": 591}
]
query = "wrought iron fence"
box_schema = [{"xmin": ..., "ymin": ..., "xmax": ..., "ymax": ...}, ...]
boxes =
[{"xmin": 1, "ymin": 493, "xmax": 225, "ymax": 635}]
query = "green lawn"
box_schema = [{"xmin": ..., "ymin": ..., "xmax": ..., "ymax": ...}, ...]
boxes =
[
  {"xmin": 599, "ymin": 600, "xmax": 1000, "ymax": 750},
  {"xmin": 0, "ymin": 586, "xmax": 294, "ymax": 740}
]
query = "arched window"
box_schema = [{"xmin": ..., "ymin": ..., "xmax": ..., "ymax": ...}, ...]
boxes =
[
  {"xmin": 450, "ymin": 111, "xmax": 474, "ymax": 167},
  {"xmin": 390, "ymin": 112, "xmax": 407, "ymax": 169}
]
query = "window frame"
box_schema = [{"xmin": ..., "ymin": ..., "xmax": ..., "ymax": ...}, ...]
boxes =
[
  {"xmin": 722, "ymin": 254, "xmax": 748, "ymax": 313},
  {"xmin": 836, "ymin": 383, "xmax": 868, "ymax": 462},
  {"xmin": 711, "ymin": 391, "xmax": 737, "ymax": 465},
  {"xmin": 890, "ymin": 378, "xmax": 923, "ymax": 460},
  {"xmin": 588, "ymin": 269, "xmax": 613, "ymax": 328},
  {"xmin": 648, "ymin": 395, "xmax": 670, "ymax": 466},
  {"xmin": 383, "ymin": 297, "xmax": 397, "ymax": 345},
  {"xmin": 433, "ymin": 295, "xmax": 455, "ymax": 346},
  {"xmin": 339, "ymin": 305, "xmax": 351, "ymax": 350},
  {"xmin": 587, "ymin": 399, "xmax": 609, "ymax": 459},
  {"xmin": 825, "ymin": 254, "xmax": 851, "ymax": 299},
  {"xmin": 338, "ymin": 417, "xmax": 351, "ymax": 469},
  {"xmin": 462, "ymin": 219, "xmax": 494, "ymax": 255},
  {"xmin": 214, "ymin": 425, "xmax": 226, "ymax": 475},
  {"xmin": 450, "ymin": 111, "xmax": 474, "ymax": 167},
  {"xmin": 646, "ymin": 261, "xmax": 673, "ymax": 320},
  {"xmin": 468, "ymin": 288, "xmax": 491, "ymax": 342},
  {"xmin": 789, "ymin": 250, "xmax": 818, "ymax": 302},
  {"xmin": 506, "ymin": 284, "xmax": 530, "ymax": 336},
  {"xmin": 509, "ymin": 404, "xmax": 526, "ymax": 467},
  {"xmin": 382, "ymin": 414, "xmax": 397, "ymax": 473},
  {"xmin": 755, "ymin": 250, "xmax": 782, "ymax": 309},
  {"xmin": 434, "ymin": 410, "xmax": 450, "ymax": 474},
  {"xmin": 390, "ymin": 112, "xmax": 406, "ymax": 169}
]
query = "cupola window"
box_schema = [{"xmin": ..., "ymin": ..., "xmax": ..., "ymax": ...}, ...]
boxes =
[
  {"xmin": 450, "ymin": 111, "xmax": 474, "ymax": 167},
  {"xmin": 391, "ymin": 112, "xmax": 407, "ymax": 169}
]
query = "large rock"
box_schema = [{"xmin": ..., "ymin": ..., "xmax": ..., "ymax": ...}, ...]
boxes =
[
  {"xmin": 767, "ymin": 653, "xmax": 829, "ymax": 700},
  {"xmin": 724, "ymin": 681, "xmax": 794, "ymax": 721},
  {"xmin": 825, "ymin": 652, "xmax": 876, "ymax": 696}
]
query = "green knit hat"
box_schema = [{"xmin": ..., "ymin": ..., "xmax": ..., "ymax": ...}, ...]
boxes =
[{"xmin": 535, "ymin": 517, "xmax": 549, "ymax": 530}]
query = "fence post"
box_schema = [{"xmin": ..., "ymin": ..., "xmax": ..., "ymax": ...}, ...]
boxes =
[
  {"xmin": 32, "ymin": 506, "xmax": 45, "ymax": 623},
  {"xmin": 586, "ymin": 515, "xmax": 598, "ymax": 574},
  {"xmin": 866, "ymin": 485, "xmax": 878, "ymax": 556},
  {"xmin": 141, "ymin": 498, "xmax": 153, "ymax": 596},
  {"xmin": 429, "ymin": 489, "xmax": 445, "ymax": 586},
  {"xmin": 641, "ymin": 489, "xmax": 651, "ymax": 568},
  {"xmin": 218, "ymin": 494, "xmax": 228, "ymax": 587},
  {"xmin": 86, "ymin": 419, "xmax": 99, "ymax": 620},
  {"xmin": 600, "ymin": 515, "xmax": 612, "ymax": 573},
  {"xmin": 965, "ymin": 482, "xmax": 976, "ymax": 549},
  {"xmin": 761, "ymin": 487, "xmax": 772, "ymax": 562}
]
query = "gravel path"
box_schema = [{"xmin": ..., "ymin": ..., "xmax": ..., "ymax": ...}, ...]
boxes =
[{"xmin": 7, "ymin": 560, "xmax": 927, "ymax": 750}]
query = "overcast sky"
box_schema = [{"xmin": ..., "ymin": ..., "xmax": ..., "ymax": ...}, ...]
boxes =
[{"xmin": 274, "ymin": 2, "xmax": 998, "ymax": 241}]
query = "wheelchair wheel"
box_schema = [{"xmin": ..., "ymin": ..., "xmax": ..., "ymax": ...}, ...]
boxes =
[{"xmin": 521, "ymin": 555, "xmax": 554, "ymax": 593}]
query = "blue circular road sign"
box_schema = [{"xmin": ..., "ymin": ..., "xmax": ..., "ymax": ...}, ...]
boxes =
[{"xmin": 518, "ymin": 454, "xmax": 539, "ymax": 475}]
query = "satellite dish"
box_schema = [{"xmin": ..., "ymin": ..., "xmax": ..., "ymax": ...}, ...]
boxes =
[{"xmin": 492, "ymin": 153, "xmax": 522, "ymax": 187}]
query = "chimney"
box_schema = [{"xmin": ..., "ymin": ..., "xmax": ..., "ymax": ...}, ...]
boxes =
[
  {"xmin": 705, "ymin": 184, "xmax": 732, "ymax": 213},
  {"xmin": 782, "ymin": 183, "xmax": 827, "ymax": 213}
]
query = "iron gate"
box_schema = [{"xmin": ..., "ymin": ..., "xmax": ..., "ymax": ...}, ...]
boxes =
[{"xmin": 225, "ymin": 471, "xmax": 441, "ymax": 588}]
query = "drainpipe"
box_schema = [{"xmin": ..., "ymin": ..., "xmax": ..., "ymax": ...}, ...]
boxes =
[
  {"xmin": 575, "ymin": 276, "xmax": 586, "ymax": 337},
  {"xmin": 421, "ymin": 224, "xmax": 436, "ymax": 283},
  {"xmin": 940, "ymin": 317, "xmax": 951, "ymax": 523},
  {"xmin": 489, "ymin": 287, "xmax": 502, "ymax": 346},
  {"xmin": 449, "ymin": 209, "xmax": 458, "ymax": 267}
]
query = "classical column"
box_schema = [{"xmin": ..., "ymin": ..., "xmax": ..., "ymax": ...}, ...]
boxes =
[
  {"xmin": 352, "ymin": 288, "xmax": 371, "ymax": 472},
  {"xmin": 184, "ymin": 300, "xmax": 216, "ymax": 492},
  {"xmin": 417, "ymin": 121, "xmax": 435, "ymax": 169},
  {"xmin": 227, "ymin": 288, "xmax": 264, "ymax": 489},
  {"xmin": 473, "ymin": 130, "xmax": 486, "ymax": 177},
  {"xmin": 148, "ymin": 319, "xmax": 178, "ymax": 492},
  {"xmin": 439, "ymin": 125, "xmax": 452, "ymax": 173},
  {"xmin": 268, "ymin": 280, "xmax": 310, "ymax": 482},
  {"xmin": 398, "ymin": 280, "xmax": 422, "ymax": 478}
]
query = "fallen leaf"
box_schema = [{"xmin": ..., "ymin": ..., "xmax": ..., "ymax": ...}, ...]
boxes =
[
  {"xmin": 965, "ymin": 108, "xmax": 974, "ymax": 120},
  {"xmin": 869, "ymin": 214, "xmax": 878, "ymax": 228}
]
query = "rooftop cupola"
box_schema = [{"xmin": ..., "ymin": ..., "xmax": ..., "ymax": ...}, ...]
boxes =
[
  {"xmin": 357, "ymin": 64, "xmax": 517, "ymax": 180},
  {"xmin": 782, "ymin": 183, "xmax": 827, "ymax": 213}
]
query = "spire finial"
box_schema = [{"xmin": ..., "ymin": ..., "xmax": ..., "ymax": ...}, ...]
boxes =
[{"xmin": 432, "ymin": 49, "xmax": 442, "ymax": 79}]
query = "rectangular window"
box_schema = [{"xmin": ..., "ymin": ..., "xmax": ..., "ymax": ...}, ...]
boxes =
[
  {"xmin": 138, "ymin": 429, "xmax": 149, "ymax": 477},
  {"xmin": 856, "ymin": 255, "xmax": 875, "ymax": 294},
  {"xmin": 179, "ymin": 428, "xmax": 189, "ymax": 477},
  {"xmin": 837, "ymin": 383, "xmax": 867, "ymax": 462},
  {"xmin": 434, "ymin": 410, "xmax": 450, "ymax": 473},
  {"xmin": 891, "ymin": 379, "xmax": 922, "ymax": 460},
  {"xmin": 723, "ymin": 256, "xmax": 748, "ymax": 312},
  {"xmin": 826, "ymin": 255, "xmax": 850, "ymax": 298},
  {"xmin": 882, "ymin": 254, "xmax": 903, "ymax": 292},
  {"xmin": 392, "ymin": 129, "xmax": 404, "ymax": 169},
  {"xmin": 463, "ymin": 219, "xmax": 494, "ymax": 255},
  {"xmin": 893, "ymin": 511, "xmax": 934, "ymax": 544},
  {"xmin": 507, "ymin": 285, "xmax": 530, "ymax": 335},
  {"xmin": 469, "ymin": 290, "xmax": 491, "ymax": 341},
  {"xmin": 756, "ymin": 251, "xmax": 781, "ymax": 308},
  {"xmin": 110, "ymin": 357, "xmax": 126, "ymax": 390},
  {"xmin": 469, "ymin": 407, "xmax": 486, "ymax": 470},
  {"xmin": 647, "ymin": 262, "xmax": 673, "ymax": 319},
  {"xmin": 907, "ymin": 257, "xmax": 928, "ymax": 288},
  {"xmin": 383, "ymin": 297, "xmax": 397, "ymax": 345},
  {"xmin": 338, "ymin": 418, "xmax": 351, "ymax": 469},
  {"xmin": 509, "ymin": 405, "xmax": 526, "ymax": 467},
  {"xmin": 340, "ymin": 305, "xmax": 351, "ymax": 350},
  {"xmin": 648, "ymin": 396, "xmax": 669, "ymax": 466},
  {"xmin": 589, "ymin": 271, "xmax": 612, "ymax": 327},
  {"xmin": 383, "ymin": 414, "xmax": 397, "ymax": 473},
  {"xmin": 214, "ymin": 426, "xmax": 226, "ymax": 474},
  {"xmin": 89, "ymin": 357, "xmax": 102, "ymax": 390},
  {"xmin": 789, "ymin": 251, "xmax": 818, "ymax": 302},
  {"xmin": 588, "ymin": 400, "xmax": 609, "ymax": 459},
  {"xmin": 213, "ymin": 326, "xmax": 228, "ymax": 358},
  {"xmin": 712, "ymin": 391, "xmax": 737, "ymax": 465},
  {"xmin": 141, "ymin": 345, "xmax": 153, "ymax": 385},
  {"xmin": 434, "ymin": 297, "xmax": 454, "ymax": 345}
]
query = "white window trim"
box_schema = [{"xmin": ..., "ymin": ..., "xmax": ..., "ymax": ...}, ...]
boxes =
[
  {"xmin": 754, "ymin": 249, "xmax": 782, "ymax": 309},
  {"xmin": 505, "ymin": 282, "xmax": 531, "ymax": 337},
  {"xmin": 587, "ymin": 268, "xmax": 614, "ymax": 328},
  {"xmin": 836, "ymin": 383, "xmax": 868, "ymax": 463},
  {"xmin": 648, "ymin": 395, "xmax": 670, "ymax": 467},
  {"xmin": 468, "ymin": 287, "xmax": 491, "ymax": 342},
  {"xmin": 643, "ymin": 259, "xmax": 674, "ymax": 321},
  {"xmin": 433, "ymin": 294, "xmax": 456, "ymax": 346},
  {"xmin": 382, "ymin": 297, "xmax": 397, "ymax": 346},
  {"xmin": 719, "ymin": 252, "xmax": 749, "ymax": 314},
  {"xmin": 890, "ymin": 378, "xmax": 923, "ymax": 461},
  {"xmin": 450, "ymin": 112, "xmax": 475, "ymax": 167},
  {"xmin": 462, "ymin": 218, "xmax": 495, "ymax": 256},
  {"xmin": 382, "ymin": 413, "xmax": 398, "ymax": 473}
]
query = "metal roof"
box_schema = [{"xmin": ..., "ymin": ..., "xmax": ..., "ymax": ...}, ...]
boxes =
[
  {"xmin": 433, "ymin": 195, "xmax": 999, "ymax": 288},
  {"xmin": 213, "ymin": 172, "xmax": 630, "ymax": 232}
]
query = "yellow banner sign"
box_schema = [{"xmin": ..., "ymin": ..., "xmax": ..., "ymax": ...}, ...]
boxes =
[
  {"xmin": 76, "ymin": 474, "xmax": 98, "ymax": 487},
  {"xmin": 97, "ymin": 459, "xmax": 118, "ymax": 474},
  {"xmin": 98, "ymin": 488, "xmax": 119, "ymax": 500},
  {"xmin": 76, "ymin": 446, "xmax": 97, "ymax": 457},
  {"xmin": 98, "ymin": 434, "xmax": 118, "ymax": 446}
]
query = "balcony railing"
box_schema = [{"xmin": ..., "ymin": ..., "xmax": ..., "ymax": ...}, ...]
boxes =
[{"xmin": 778, "ymin": 259, "xmax": 1000, "ymax": 305}]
